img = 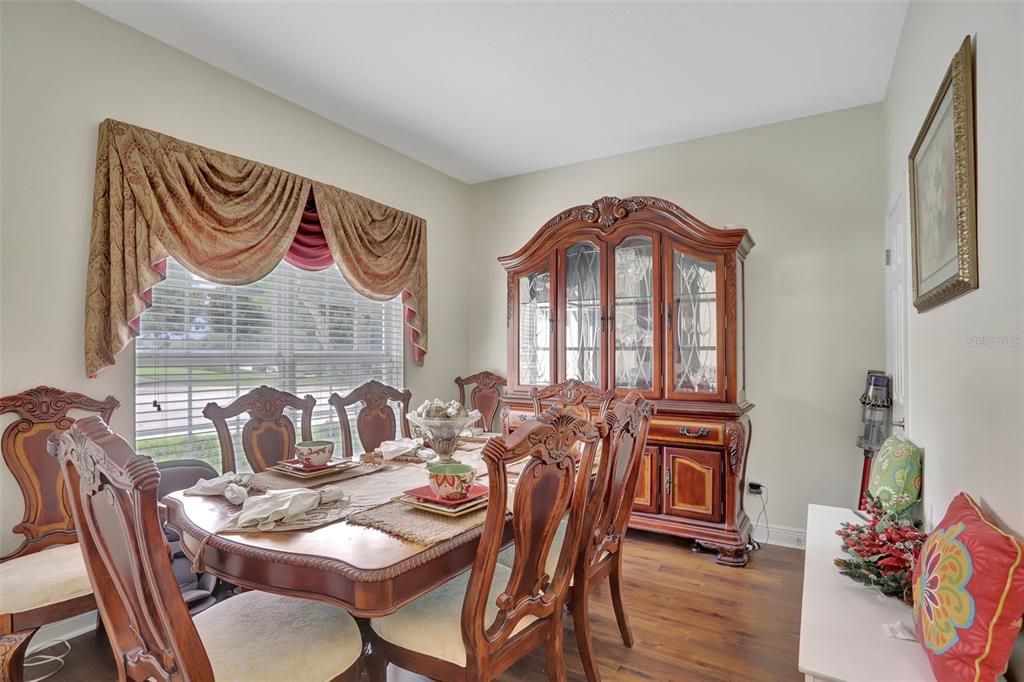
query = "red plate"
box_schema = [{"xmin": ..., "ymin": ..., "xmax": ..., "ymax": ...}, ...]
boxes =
[{"xmin": 403, "ymin": 484, "xmax": 488, "ymax": 507}]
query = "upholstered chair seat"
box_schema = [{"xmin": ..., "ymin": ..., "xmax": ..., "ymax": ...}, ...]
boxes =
[
  {"xmin": 194, "ymin": 590, "xmax": 362, "ymax": 682},
  {"xmin": 0, "ymin": 543, "xmax": 91, "ymax": 614},
  {"xmin": 371, "ymin": 563, "xmax": 536, "ymax": 667}
]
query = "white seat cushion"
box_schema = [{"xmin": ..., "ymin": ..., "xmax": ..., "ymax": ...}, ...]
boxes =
[
  {"xmin": 194, "ymin": 590, "xmax": 361, "ymax": 682},
  {"xmin": 371, "ymin": 563, "xmax": 536, "ymax": 667},
  {"xmin": 0, "ymin": 543, "xmax": 92, "ymax": 614}
]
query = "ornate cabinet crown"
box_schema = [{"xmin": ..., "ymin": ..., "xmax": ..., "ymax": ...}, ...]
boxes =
[{"xmin": 499, "ymin": 195, "xmax": 755, "ymax": 566}]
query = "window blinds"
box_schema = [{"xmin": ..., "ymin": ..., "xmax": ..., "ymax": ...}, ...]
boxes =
[{"xmin": 135, "ymin": 258, "xmax": 404, "ymax": 472}]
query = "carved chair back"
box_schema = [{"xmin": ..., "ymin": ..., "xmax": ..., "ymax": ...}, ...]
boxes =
[
  {"xmin": 49, "ymin": 417, "xmax": 215, "ymax": 681},
  {"xmin": 454, "ymin": 371, "xmax": 506, "ymax": 432},
  {"xmin": 0, "ymin": 386, "xmax": 119, "ymax": 561},
  {"xmin": 202, "ymin": 386, "xmax": 315, "ymax": 473},
  {"xmin": 579, "ymin": 392, "xmax": 655, "ymax": 575},
  {"xmin": 529, "ymin": 380, "xmax": 614, "ymax": 421},
  {"xmin": 328, "ymin": 381, "xmax": 412, "ymax": 460},
  {"xmin": 461, "ymin": 407, "xmax": 607, "ymax": 674}
]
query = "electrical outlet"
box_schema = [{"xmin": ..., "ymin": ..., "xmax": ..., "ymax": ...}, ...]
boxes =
[{"xmin": 748, "ymin": 482, "xmax": 764, "ymax": 495}]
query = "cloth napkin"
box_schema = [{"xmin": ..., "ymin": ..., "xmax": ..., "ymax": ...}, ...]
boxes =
[
  {"xmin": 183, "ymin": 473, "xmax": 254, "ymax": 505},
  {"xmin": 228, "ymin": 485, "xmax": 350, "ymax": 531},
  {"xmin": 378, "ymin": 437, "xmax": 423, "ymax": 460}
]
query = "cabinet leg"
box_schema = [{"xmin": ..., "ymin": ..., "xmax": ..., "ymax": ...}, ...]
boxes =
[
  {"xmin": 712, "ymin": 544, "xmax": 749, "ymax": 567},
  {"xmin": 0, "ymin": 628, "xmax": 38, "ymax": 682}
]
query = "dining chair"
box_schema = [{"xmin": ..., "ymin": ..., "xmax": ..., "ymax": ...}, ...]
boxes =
[
  {"xmin": 454, "ymin": 371, "xmax": 506, "ymax": 432},
  {"xmin": 0, "ymin": 385, "xmax": 119, "ymax": 682},
  {"xmin": 202, "ymin": 385, "xmax": 315, "ymax": 473},
  {"xmin": 529, "ymin": 379, "xmax": 614, "ymax": 421},
  {"xmin": 367, "ymin": 407, "xmax": 607, "ymax": 682},
  {"xmin": 570, "ymin": 391, "xmax": 655, "ymax": 682},
  {"xmin": 328, "ymin": 380, "xmax": 412, "ymax": 460},
  {"xmin": 49, "ymin": 416, "xmax": 362, "ymax": 682}
]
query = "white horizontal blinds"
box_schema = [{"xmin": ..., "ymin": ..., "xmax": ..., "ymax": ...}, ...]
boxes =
[{"xmin": 135, "ymin": 258, "xmax": 404, "ymax": 473}]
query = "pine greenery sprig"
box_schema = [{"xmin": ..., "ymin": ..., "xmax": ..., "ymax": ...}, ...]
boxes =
[{"xmin": 833, "ymin": 493, "xmax": 928, "ymax": 606}]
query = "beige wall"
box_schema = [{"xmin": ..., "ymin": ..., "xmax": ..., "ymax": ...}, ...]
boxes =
[
  {"xmin": 883, "ymin": 2, "xmax": 1024, "ymax": 534},
  {"xmin": 468, "ymin": 105, "xmax": 887, "ymax": 533},
  {"xmin": 0, "ymin": 1, "xmax": 473, "ymax": 553}
]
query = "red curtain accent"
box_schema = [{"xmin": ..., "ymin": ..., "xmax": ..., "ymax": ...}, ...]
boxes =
[{"xmin": 284, "ymin": 193, "xmax": 334, "ymax": 271}]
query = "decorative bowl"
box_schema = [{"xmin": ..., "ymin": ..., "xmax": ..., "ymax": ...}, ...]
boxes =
[
  {"xmin": 294, "ymin": 440, "xmax": 334, "ymax": 467},
  {"xmin": 428, "ymin": 463, "xmax": 477, "ymax": 501},
  {"xmin": 406, "ymin": 410, "xmax": 481, "ymax": 464}
]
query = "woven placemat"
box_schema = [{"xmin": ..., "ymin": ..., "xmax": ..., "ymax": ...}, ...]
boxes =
[
  {"xmin": 346, "ymin": 501, "xmax": 488, "ymax": 545},
  {"xmin": 250, "ymin": 463, "xmax": 387, "ymax": 491}
]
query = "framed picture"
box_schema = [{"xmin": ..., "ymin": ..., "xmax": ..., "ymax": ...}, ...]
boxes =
[{"xmin": 908, "ymin": 35, "xmax": 977, "ymax": 312}]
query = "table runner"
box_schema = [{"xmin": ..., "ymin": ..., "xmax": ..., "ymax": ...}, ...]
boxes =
[{"xmin": 250, "ymin": 462, "xmax": 388, "ymax": 491}]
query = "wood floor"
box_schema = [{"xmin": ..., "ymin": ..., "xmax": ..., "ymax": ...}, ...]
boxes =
[{"xmin": 40, "ymin": 530, "xmax": 804, "ymax": 681}]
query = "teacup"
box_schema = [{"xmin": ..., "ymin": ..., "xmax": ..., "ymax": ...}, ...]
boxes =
[
  {"xmin": 428, "ymin": 463, "xmax": 476, "ymax": 501},
  {"xmin": 294, "ymin": 440, "xmax": 334, "ymax": 467}
]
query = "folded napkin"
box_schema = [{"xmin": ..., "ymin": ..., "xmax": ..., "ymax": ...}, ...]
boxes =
[
  {"xmin": 378, "ymin": 437, "xmax": 423, "ymax": 460},
  {"xmin": 228, "ymin": 485, "xmax": 350, "ymax": 531},
  {"xmin": 183, "ymin": 473, "xmax": 254, "ymax": 505},
  {"xmin": 459, "ymin": 426, "xmax": 485, "ymax": 437}
]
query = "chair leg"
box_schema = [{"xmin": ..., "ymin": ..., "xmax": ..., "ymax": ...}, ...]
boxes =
[
  {"xmin": 571, "ymin": 581, "xmax": 600, "ymax": 682},
  {"xmin": 609, "ymin": 552, "xmax": 634, "ymax": 648},
  {"xmin": 544, "ymin": 615, "xmax": 568, "ymax": 682},
  {"xmin": 0, "ymin": 628, "xmax": 38, "ymax": 682}
]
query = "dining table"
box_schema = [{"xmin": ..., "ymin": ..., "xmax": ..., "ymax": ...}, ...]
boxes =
[{"xmin": 163, "ymin": 438, "xmax": 513, "ymax": 619}]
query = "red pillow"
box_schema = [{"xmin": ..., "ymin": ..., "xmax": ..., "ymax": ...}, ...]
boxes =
[{"xmin": 913, "ymin": 492, "xmax": 1024, "ymax": 681}]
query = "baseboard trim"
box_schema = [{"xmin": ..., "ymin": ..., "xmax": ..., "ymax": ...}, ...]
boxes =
[
  {"xmin": 27, "ymin": 611, "xmax": 97, "ymax": 653},
  {"xmin": 753, "ymin": 523, "xmax": 806, "ymax": 550}
]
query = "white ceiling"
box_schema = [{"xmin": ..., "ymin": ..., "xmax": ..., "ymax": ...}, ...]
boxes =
[{"xmin": 82, "ymin": 1, "xmax": 908, "ymax": 184}]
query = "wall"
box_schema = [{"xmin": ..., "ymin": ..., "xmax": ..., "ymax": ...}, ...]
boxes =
[
  {"xmin": 0, "ymin": 1, "xmax": 473, "ymax": 554},
  {"xmin": 468, "ymin": 105, "xmax": 887, "ymax": 535},
  {"xmin": 883, "ymin": 2, "xmax": 1024, "ymax": 534}
]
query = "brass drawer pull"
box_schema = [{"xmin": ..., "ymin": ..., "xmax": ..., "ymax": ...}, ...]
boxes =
[{"xmin": 677, "ymin": 426, "xmax": 710, "ymax": 438}]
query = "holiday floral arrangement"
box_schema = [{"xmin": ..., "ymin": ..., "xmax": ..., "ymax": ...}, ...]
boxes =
[{"xmin": 834, "ymin": 493, "xmax": 928, "ymax": 605}]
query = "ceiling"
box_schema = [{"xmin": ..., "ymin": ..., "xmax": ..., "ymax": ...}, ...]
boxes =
[{"xmin": 82, "ymin": 1, "xmax": 908, "ymax": 184}]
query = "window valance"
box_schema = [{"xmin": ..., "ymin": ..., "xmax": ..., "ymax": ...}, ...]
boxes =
[{"xmin": 85, "ymin": 119, "xmax": 427, "ymax": 377}]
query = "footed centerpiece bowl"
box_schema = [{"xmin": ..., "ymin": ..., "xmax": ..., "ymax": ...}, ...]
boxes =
[{"xmin": 406, "ymin": 400, "xmax": 481, "ymax": 465}]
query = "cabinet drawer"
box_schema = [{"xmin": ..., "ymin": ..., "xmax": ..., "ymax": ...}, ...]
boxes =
[
  {"xmin": 663, "ymin": 447, "xmax": 723, "ymax": 522},
  {"xmin": 649, "ymin": 417, "xmax": 724, "ymax": 446}
]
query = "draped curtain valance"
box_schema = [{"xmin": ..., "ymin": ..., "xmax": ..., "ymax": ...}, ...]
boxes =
[{"xmin": 85, "ymin": 119, "xmax": 427, "ymax": 377}]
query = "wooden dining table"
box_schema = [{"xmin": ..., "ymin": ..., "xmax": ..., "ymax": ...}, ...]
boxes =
[{"xmin": 163, "ymin": 444, "xmax": 512, "ymax": 619}]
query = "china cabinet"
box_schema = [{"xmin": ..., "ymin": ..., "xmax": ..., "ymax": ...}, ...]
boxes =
[{"xmin": 499, "ymin": 195, "xmax": 755, "ymax": 566}]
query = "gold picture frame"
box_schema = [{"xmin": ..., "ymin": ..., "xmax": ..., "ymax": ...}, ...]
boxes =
[{"xmin": 908, "ymin": 35, "xmax": 977, "ymax": 313}]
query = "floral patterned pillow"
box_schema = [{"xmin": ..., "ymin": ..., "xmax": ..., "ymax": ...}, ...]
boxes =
[
  {"xmin": 868, "ymin": 435, "xmax": 923, "ymax": 514},
  {"xmin": 913, "ymin": 493, "xmax": 1024, "ymax": 681}
]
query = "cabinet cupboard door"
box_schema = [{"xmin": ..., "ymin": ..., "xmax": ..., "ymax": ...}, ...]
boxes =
[
  {"xmin": 610, "ymin": 233, "xmax": 661, "ymax": 398},
  {"xmin": 663, "ymin": 447, "xmax": 722, "ymax": 522},
  {"xmin": 514, "ymin": 258, "xmax": 555, "ymax": 389},
  {"xmin": 664, "ymin": 241, "xmax": 726, "ymax": 401},
  {"xmin": 560, "ymin": 240, "xmax": 605, "ymax": 388},
  {"xmin": 631, "ymin": 446, "xmax": 659, "ymax": 513}
]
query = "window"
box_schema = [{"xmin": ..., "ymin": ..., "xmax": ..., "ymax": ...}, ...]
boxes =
[{"xmin": 135, "ymin": 258, "xmax": 404, "ymax": 472}]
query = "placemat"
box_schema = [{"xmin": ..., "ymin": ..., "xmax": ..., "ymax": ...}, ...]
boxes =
[{"xmin": 346, "ymin": 500, "xmax": 488, "ymax": 545}]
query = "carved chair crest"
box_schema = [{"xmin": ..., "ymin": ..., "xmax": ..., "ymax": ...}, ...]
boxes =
[
  {"xmin": 328, "ymin": 380, "xmax": 412, "ymax": 460},
  {"xmin": 49, "ymin": 417, "xmax": 214, "ymax": 681},
  {"xmin": 202, "ymin": 385, "xmax": 315, "ymax": 473},
  {"xmin": 0, "ymin": 385, "xmax": 119, "ymax": 561},
  {"xmin": 529, "ymin": 379, "xmax": 614, "ymax": 421},
  {"xmin": 461, "ymin": 407, "xmax": 607, "ymax": 666},
  {"xmin": 454, "ymin": 371, "xmax": 506, "ymax": 432}
]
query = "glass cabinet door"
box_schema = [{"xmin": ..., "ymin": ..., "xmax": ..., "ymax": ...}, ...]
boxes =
[
  {"xmin": 562, "ymin": 241, "xmax": 603, "ymax": 386},
  {"xmin": 517, "ymin": 266, "xmax": 553, "ymax": 387},
  {"xmin": 667, "ymin": 243, "xmax": 724, "ymax": 400},
  {"xmin": 612, "ymin": 235, "xmax": 659, "ymax": 395}
]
